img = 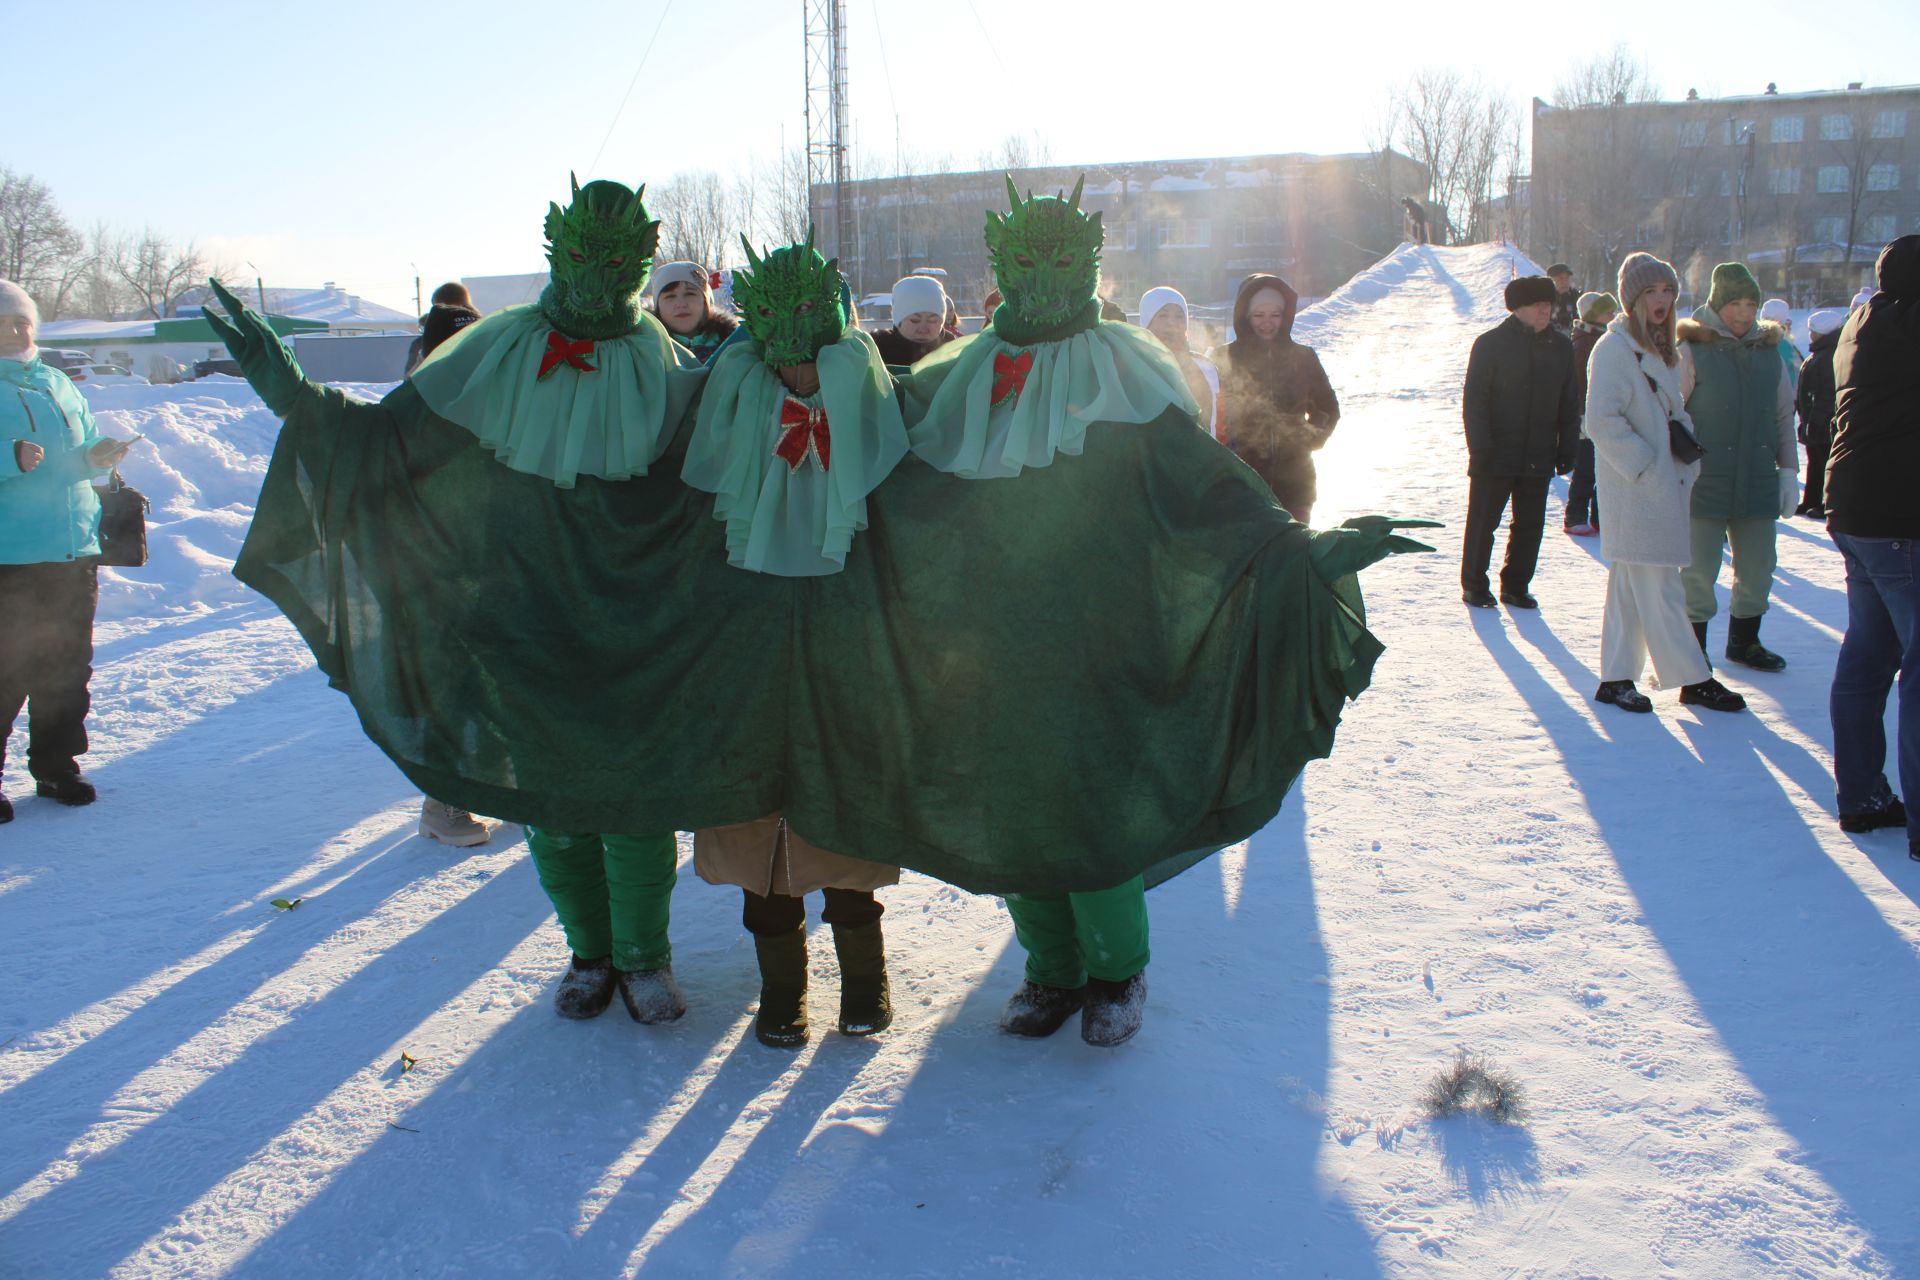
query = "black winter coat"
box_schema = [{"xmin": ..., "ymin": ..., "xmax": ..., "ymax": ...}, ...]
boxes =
[
  {"xmin": 1570, "ymin": 323, "xmax": 1604, "ymax": 418},
  {"xmin": 1462, "ymin": 315, "xmax": 1580, "ymax": 478},
  {"xmin": 871, "ymin": 326, "xmax": 953, "ymax": 369},
  {"xmin": 1795, "ymin": 327, "xmax": 1839, "ymax": 445},
  {"xmin": 1218, "ymin": 273, "xmax": 1340, "ymax": 464},
  {"xmin": 1829, "ymin": 235, "xmax": 1920, "ymax": 537}
]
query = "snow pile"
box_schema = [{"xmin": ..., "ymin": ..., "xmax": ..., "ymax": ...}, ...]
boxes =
[
  {"xmin": 2, "ymin": 243, "xmax": 1917, "ymax": 1279},
  {"xmin": 79, "ymin": 379, "xmax": 395, "ymax": 619}
]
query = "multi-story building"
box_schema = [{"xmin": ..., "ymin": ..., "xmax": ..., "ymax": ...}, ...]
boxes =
[
  {"xmin": 814, "ymin": 150, "xmax": 1427, "ymax": 317},
  {"xmin": 1530, "ymin": 82, "xmax": 1920, "ymax": 306}
]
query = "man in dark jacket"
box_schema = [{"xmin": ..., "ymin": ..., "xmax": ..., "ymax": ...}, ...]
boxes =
[
  {"xmin": 1215, "ymin": 273, "xmax": 1340, "ymax": 523},
  {"xmin": 1793, "ymin": 309, "xmax": 1844, "ymax": 518},
  {"xmin": 1826, "ymin": 234, "xmax": 1920, "ymax": 861},
  {"xmin": 1548, "ymin": 264, "xmax": 1579, "ymax": 336},
  {"xmin": 1459, "ymin": 275, "xmax": 1580, "ymax": 608},
  {"xmin": 1564, "ymin": 290, "xmax": 1617, "ymax": 535}
]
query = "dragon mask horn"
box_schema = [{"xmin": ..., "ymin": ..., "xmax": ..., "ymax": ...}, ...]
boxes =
[
  {"xmin": 1004, "ymin": 174, "xmax": 1021, "ymax": 209},
  {"xmin": 740, "ymin": 235, "xmax": 764, "ymax": 273},
  {"xmin": 1068, "ymin": 174, "xmax": 1085, "ymax": 210},
  {"xmin": 570, "ymin": 171, "xmax": 581, "ymax": 201}
]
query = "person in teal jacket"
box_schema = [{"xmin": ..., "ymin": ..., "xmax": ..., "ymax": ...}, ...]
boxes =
[{"xmin": 0, "ymin": 280, "xmax": 134, "ymax": 818}]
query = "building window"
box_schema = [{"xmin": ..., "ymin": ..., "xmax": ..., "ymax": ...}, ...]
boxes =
[
  {"xmin": 1871, "ymin": 110, "xmax": 1907, "ymax": 139},
  {"xmin": 1111, "ymin": 221, "xmax": 1138, "ymax": 251},
  {"xmin": 1720, "ymin": 171, "xmax": 1734, "ymax": 197},
  {"xmin": 1769, "ymin": 116, "xmax": 1803, "ymax": 143},
  {"xmin": 1154, "ymin": 220, "xmax": 1212, "ymax": 249},
  {"xmin": 1813, "ymin": 215, "xmax": 1846, "ymax": 242},
  {"xmin": 1722, "ymin": 118, "xmax": 1758, "ymax": 145},
  {"xmin": 1865, "ymin": 214, "xmax": 1897, "ymax": 243},
  {"xmin": 1769, "ymin": 167, "xmax": 1800, "ymax": 194},
  {"xmin": 1820, "ymin": 113, "xmax": 1852, "ymax": 141},
  {"xmin": 1678, "ymin": 119, "xmax": 1708, "ymax": 147},
  {"xmin": 1867, "ymin": 163, "xmax": 1900, "ymax": 191},
  {"xmin": 1817, "ymin": 166, "xmax": 1850, "ymax": 193}
]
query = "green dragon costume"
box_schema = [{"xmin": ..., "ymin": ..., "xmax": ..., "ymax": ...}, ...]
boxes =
[
  {"xmin": 681, "ymin": 231, "xmax": 909, "ymax": 576},
  {"xmin": 904, "ymin": 177, "xmax": 1198, "ymax": 478},
  {"xmin": 215, "ymin": 174, "xmax": 1432, "ymax": 907}
]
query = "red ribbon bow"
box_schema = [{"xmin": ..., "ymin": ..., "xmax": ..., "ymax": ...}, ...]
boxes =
[
  {"xmin": 536, "ymin": 331, "xmax": 597, "ymax": 380},
  {"xmin": 991, "ymin": 350, "xmax": 1034, "ymax": 406},
  {"xmin": 775, "ymin": 398, "xmax": 831, "ymax": 473}
]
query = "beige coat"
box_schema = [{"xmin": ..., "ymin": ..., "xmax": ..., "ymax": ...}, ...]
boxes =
[{"xmin": 695, "ymin": 814, "xmax": 900, "ymax": 897}]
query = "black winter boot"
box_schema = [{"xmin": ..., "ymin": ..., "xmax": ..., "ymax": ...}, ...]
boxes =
[
  {"xmin": 999, "ymin": 980, "xmax": 1085, "ymax": 1038},
  {"xmin": 1679, "ymin": 677, "xmax": 1746, "ymax": 713},
  {"xmin": 0, "ymin": 794, "xmax": 12, "ymax": 823},
  {"xmin": 830, "ymin": 921, "xmax": 892, "ymax": 1036},
  {"xmin": 1724, "ymin": 614, "xmax": 1786, "ymax": 672},
  {"xmin": 1839, "ymin": 793, "xmax": 1907, "ymax": 834},
  {"xmin": 34, "ymin": 774, "xmax": 96, "ymax": 806},
  {"xmin": 553, "ymin": 955, "xmax": 618, "ymax": 1019},
  {"xmin": 1595, "ymin": 680, "xmax": 1653, "ymax": 713},
  {"xmin": 1082, "ymin": 971, "xmax": 1148, "ymax": 1047},
  {"xmin": 1691, "ymin": 620, "xmax": 1709, "ymax": 656},
  {"xmin": 753, "ymin": 927, "xmax": 810, "ymax": 1048}
]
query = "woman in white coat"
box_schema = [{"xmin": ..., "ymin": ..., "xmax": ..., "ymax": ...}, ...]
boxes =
[{"xmin": 1582, "ymin": 253, "xmax": 1747, "ymax": 715}]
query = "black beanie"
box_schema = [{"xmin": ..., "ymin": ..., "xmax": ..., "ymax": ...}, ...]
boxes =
[
  {"xmin": 420, "ymin": 304, "xmax": 481, "ymax": 358},
  {"xmin": 1505, "ymin": 276, "xmax": 1556, "ymax": 310}
]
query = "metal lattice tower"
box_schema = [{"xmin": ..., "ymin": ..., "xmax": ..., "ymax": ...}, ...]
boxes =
[{"xmin": 802, "ymin": 0, "xmax": 853, "ymax": 268}]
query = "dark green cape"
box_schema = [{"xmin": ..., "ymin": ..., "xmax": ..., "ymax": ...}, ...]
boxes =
[{"xmin": 235, "ymin": 382, "xmax": 1382, "ymax": 894}]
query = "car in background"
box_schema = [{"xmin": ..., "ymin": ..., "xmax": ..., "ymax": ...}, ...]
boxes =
[
  {"xmin": 36, "ymin": 348, "xmax": 94, "ymax": 379},
  {"xmin": 190, "ymin": 356, "xmax": 243, "ymax": 379},
  {"xmin": 84, "ymin": 364, "xmax": 148, "ymax": 386}
]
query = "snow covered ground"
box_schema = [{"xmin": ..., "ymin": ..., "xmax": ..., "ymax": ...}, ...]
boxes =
[{"xmin": 3, "ymin": 243, "xmax": 1917, "ymax": 1279}]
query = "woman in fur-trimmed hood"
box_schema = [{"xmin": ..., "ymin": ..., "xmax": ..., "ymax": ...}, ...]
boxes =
[{"xmin": 1675, "ymin": 261, "xmax": 1798, "ymax": 672}]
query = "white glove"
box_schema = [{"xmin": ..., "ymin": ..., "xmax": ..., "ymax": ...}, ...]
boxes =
[{"xmin": 1778, "ymin": 468, "xmax": 1800, "ymax": 519}]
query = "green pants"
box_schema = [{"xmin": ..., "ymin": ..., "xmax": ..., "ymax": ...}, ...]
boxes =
[
  {"xmin": 525, "ymin": 828, "xmax": 677, "ymax": 972},
  {"xmin": 1004, "ymin": 875, "xmax": 1150, "ymax": 987},
  {"xmin": 1683, "ymin": 516, "xmax": 1778, "ymax": 622}
]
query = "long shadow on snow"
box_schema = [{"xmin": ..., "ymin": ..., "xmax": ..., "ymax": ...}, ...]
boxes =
[
  {"xmin": 1417, "ymin": 246, "xmax": 1482, "ymax": 318},
  {"xmin": 1477, "ymin": 609, "xmax": 1920, "ymax": 1270},
  {"xmin": 245, "ymin": 794, "xmax": 1382, "ymax": 1279},
  {"xmin": 0, "ymin": 668, "xmax": 436, "ymax": 1085},
  {"xmin": 87, "ymin": 598, "xmax": 278, "ymax": 667},
  {"xmin": 641, "ymin": 792, "xmax": 1382, "ymax": 1280},
  {"xmin": 0, "ymin": 860, "xmax": 544, "ymax": 1279},
  {"xmin": 220, "ymin": 903, "xmax": 871, "ymax": 1280}
]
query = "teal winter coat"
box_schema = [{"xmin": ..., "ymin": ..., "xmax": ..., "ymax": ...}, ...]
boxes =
[
  {"xmin": 1677, "ymin": 308, "xmax": 1797, "ymax": 522},
  {"xmin": 0, "ymin": 355, "xmax": 107, "ymax": 564}
]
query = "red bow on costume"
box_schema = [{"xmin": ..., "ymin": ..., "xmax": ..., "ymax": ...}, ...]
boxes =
[
  {"xmin": 775, "ymin": 398, "xmax": 831, "ymax": 473},
  {"xmin": 991, "ymin": 350, "xmax": 1034, "ymax": 406},
  {"xmin": 537, "ymin": 331, "xmax": 597, "ymax": 380}
]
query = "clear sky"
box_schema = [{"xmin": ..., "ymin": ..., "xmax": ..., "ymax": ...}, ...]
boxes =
[{"xmin": 8, "ymin": 0, "xmax": 1915, "ymax": 314}]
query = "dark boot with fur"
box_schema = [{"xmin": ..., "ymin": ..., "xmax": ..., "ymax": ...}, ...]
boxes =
[
  {"xmin": 754, "ymin": 926, "xmax": 810, "ymax": 1048},
  {"xmin": 553, "ymin": 955, "xmax": 618, "ymax": 1019},
  {"xmin": 1724, "ymin": 614, "xmax": 1786, "ymax": 672},
  {"xmin": 999, "ymin": 980, "xmax": 1085, "ymax": 1037}
]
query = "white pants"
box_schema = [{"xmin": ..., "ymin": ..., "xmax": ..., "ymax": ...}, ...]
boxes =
[{"xmin": 1601, "ymin": 563, "xmax": 1711, "ymax": 689}]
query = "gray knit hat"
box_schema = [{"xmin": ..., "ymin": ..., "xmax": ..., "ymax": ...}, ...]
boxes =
[
  {"xmin": 1617, "ymin": 253, "xmax": 1679, "ymax": 310},
  {"xmin": 0, "ymin": 280, "xmax": 39, "ymax": 325}
]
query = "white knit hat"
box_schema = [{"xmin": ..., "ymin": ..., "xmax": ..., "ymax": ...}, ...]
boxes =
[
  {"xmin": 1138, "ymin": 286, "xmax": 1187, "ymax": 330},
  {"xmin": 1759, "ymin": 298, "xmax": 1792, "ymax": 326},
  {"xmin": 0, "ymin": 280, "xmax": 39, "ymax": 325},
  {"xmin": 890, "ymin": 275, "xmax": 946, "ymax": 325},
  {"xmin": 650, "ymin": 262, "xmax": 710, "ymax": 298},
  {"xmin": 1851, "ymin": 285, "xmax": 1874, "ymax": 310},
  {"xmin": 1808, "ymin": 308, "xmax": 1845, "ymax": 337}
]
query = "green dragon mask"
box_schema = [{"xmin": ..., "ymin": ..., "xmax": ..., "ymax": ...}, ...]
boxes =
[
  {"xmin": 732, "ymin": 228, "xmax": 848, "ymax": 367},
  {"xmin": 537, "ymin": 173, "xmax": 662, "ymax": 341},
  {"xmin": 985, "ymin": 175, "xmax": 1103, "ymax": 331}
]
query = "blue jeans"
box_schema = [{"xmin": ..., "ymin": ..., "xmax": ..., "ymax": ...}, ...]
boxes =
[{"xmin": 1829, "ymin": 532, "xmax": 1920, "ymax": 846}]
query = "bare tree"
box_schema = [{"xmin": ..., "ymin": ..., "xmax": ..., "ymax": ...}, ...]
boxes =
[
  {"xmin": 107, "ymin": 229, "xmax": 211, "ymax": 319},
  {"xmin": 1553, "ymin": 44, "xmax": 1659, "ymax": 110},
  {"xmin": 1824, "ymin": 98, "xmax": 1899, "ymax": 279},
  {"xmin": 647, "ymin": 171, "xmax": 739, "ymax": 271},
  {"xmin": 1392, "ymin": 69, "xmax": 1521, "ymax": 245},
  {"xmin": 0, "ymin": 167, "xmax": 86, "ymax": 316}
]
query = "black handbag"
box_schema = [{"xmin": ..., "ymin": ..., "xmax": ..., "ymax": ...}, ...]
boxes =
[
  {"xmin": 1638, "ymin": 363, "xmax": 1706, "ymax": 465},
  {"xmin": 93, "ymin": 468, "xmax": 150, "ymax": 567}
]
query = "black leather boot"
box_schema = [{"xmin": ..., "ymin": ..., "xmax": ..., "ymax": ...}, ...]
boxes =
[{"xmin": 1725, "ymin": 614, "xmax": 1786, "ymax": 672}]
